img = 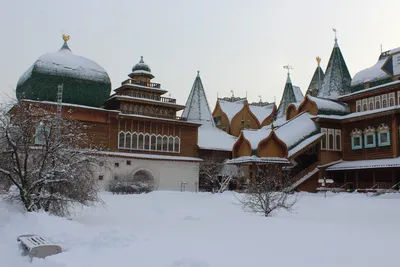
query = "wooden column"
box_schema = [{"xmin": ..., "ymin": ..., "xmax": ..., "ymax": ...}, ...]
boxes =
[
  {"xmin": 251, "ymin": 163, "xmax": 256, "ymax": 183},
  {"xmin": 392, "ymin": 115, "xmax": 399, "ymax": 158}
]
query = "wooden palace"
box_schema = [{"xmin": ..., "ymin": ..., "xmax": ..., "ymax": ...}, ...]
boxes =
[{"xmin": 12, "ymin": 34, "xmax": 400, "ymax": 193}]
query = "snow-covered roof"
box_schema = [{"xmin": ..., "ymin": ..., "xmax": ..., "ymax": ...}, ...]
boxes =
[
  {"xmin": 130, "ymin": 70, "xmax": 153, "ymax": 76},
  {"xmin": 226, "ymin": 155, "xmax": 290, "ymax": 164},
  {"xmin": 18, "ymin": 43, "xmax": 110, "ymax": 86},
  {"xmin": 248, "ymin": 104, "xmax": 275, "ymax": 124},
  {"xmin": 181, "ymin": 72, "xmax": 214, "ymax": 125},
  {"xmin": 218, "ymin": 100, "xmax": 244, "ymax": 122},
  {"xmin": 197, "ymin": 124, "xmax": 236, "ymax": 151},
  {"xmin": 326, "ymin": 157, "xmax": 400, "ymax": 171},
  {"xmin": 275, "ymin": 112, "xmax": 319, "ymax": 149},
  {"xmin": 96, "ymin": 151, "xmax": 203, "ymax": 162},
  {"xmin": 288, "ymin": 133, "xmax": 324, "ymax": 158},
  {"xmin": 317, "ymin": 41, "xmax": 351, "ymax": 99},
  {"xmin": 307, "ymin": 65, "xmax": 325, "ymax": 93},
  {"xmin": 307, "ymin": 95, "xmax": 349, "ymax": 114},
  {"xmin": 339, "ymin": 80, "xmax": 400, "ymax": 99},
  {"xmin": 242, "ymin": 128, "xmax": 271, "ymax": 149},
  {"xmin": 242, "ymin": 113, "xmax": 319, "ymax": 152},
  {"xmin": 293, "ymin": 86, "xmax": 304, "ymax": 103},
  {"xmin": 315, "ymin": 104, "xmax": 400, "ymax": 122},
  {"xmin": 108, "ymin": 95, "xmax": 185, "ymax": 108},
  {"xmin": 21, "ymin": 99, "xmax": 120, "ymax": 113},
  {"xmin": 351, "ymin": 47, "xmax": 400, "ymax": 86}
]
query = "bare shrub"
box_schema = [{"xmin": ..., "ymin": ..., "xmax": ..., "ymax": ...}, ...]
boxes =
[{"xmin": 238, "ymin": 164, "xmax": 297, "ymax": 217}]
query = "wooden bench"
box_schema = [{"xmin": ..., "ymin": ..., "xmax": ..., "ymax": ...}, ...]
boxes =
[{"xmin": 17, "ymin": 234, "xmax": 62, "ymax": 259}]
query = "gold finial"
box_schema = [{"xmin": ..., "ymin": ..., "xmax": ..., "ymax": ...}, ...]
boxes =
[
  {"xmin": 62, "ymin": 34, "xmax": 70, "ymax": 42},
  {"xmin": 316, "ymin": 56, "xmax": 321, "ymax": 66}
]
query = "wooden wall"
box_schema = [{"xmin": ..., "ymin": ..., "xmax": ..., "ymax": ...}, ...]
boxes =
[
  {"xmin": 341, "ymin": 115, "xmax": 395, "ymax": 161},
  {"xmin": 230, "ymin": 105, "xmax": 259, "ymax": 137},
  {"xmin": 212, "ymin": 102, "xmax": 230, "ymax": 134}
]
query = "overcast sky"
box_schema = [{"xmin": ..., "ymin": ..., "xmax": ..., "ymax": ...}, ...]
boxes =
[{"xmin": 1, "ymin": 0, "xmax": 400, "ymax": 108}]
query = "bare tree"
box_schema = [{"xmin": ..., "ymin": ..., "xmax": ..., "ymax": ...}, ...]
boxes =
[
  {"xmin": 238, "ymin": 164, "xmax": 297, "ymax": 217},
  {"xmin": 199, "ymin": 158, "xmax": 243, "ymax": 193},
  {"xmin": 0, "ymin": 101, "xmax": 101, "ymax": 216}
]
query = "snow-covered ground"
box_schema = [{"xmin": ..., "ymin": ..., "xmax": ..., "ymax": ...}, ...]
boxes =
[{"xmin": 1, "ymin": 191, "xmax": 400, "ymax": 267}]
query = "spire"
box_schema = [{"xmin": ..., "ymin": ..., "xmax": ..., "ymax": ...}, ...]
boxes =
[
  {"xmin": 140, "ymin": 56, "xmax": 144, "ymax": 63},
  {"xmin": 277, "ymin": 67, "xmax": 299, "ymax": 118},
  {"xmin": 317, "ymin": 31, "xmax": 351, "ymax": 99},
  {"xmin": 333, "ymin": 28, "xmax": 338, "ymax": 47},
  {"xmin": 307, "ymin": 57, "xmax": 325, "ymax": 96},
  {"xmin": 60, "ymin": 34, "xmax": 71, "ymax": 51},
  {"xmin": 181, "ymin": 72, "xmax": 215, "ymax": 126}
]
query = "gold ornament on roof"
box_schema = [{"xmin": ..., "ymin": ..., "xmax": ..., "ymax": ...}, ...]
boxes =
[
  {"xmin": 62, "ymin": 34, "xmax": 70, "ymax": 42},
  {"xmin": 316, "ymin": 56, "xmax": 321, "ymax": 66}
]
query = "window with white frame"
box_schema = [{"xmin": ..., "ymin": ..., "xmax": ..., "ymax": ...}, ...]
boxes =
[
  {"xmin": 351, "ymin": 128, "xmax": 363, "ymax": 150},
  {"xmin": 375, "ymin": 95, "xmax": 381, "ymax": 109},
  {"xmin": 118, "ymin": 132, "xmax": 125, "ymax": 148},
  {"xmin": 362, "ymin": 99, "xmax": 368, "ymax": 111},
  {"xmin": 125, "ymin": 132, "xmax": 132, "ymax": 148},
  {"xmin": 328, "ymin": 129, "xmax": 335, "ymax": 150},
  {"xmin": 356, "ymin": 100, "xmax": 361, "ymax": 112},
  {"xmin": 382, "ymin": 94, "xmax": 388, "ymax": 108},
  {"xmin": 335, "ymin": 129, "xmax": 341, "ymax": 151},
  {"xmin": 398, "ymin": 91, "xmax": 400, "ymax": 106},
  {"xmin": 118, "ymin": 131, "xmax": 181, "ymax": 153},
  {"xmin": 364, "ymin": 126, "xmax": 376, "ymax": 148},
  {"xmin": 321, "ymin": 128, "xmax": 327, "ymax": 150},
  {"xmin": 389, "ymin": 92, "xmax": 395, "ymax": 107},
  {"xmin": 368, "ymin": 97, "xmax": 374, "ymax": 110},
  {"xmin": 377, "ymin": 124, "xmax": 391, "ymax": 146}
]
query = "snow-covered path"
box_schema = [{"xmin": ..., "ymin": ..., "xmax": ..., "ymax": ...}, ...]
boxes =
[{"xmin": 1, "ymin": 191, "xmax": 400, "ymax": 267}]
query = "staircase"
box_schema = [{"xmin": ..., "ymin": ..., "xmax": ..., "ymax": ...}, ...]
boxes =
[{"xmin": 286, "ymin": 162, "xmax": 319, "ymax": 191}]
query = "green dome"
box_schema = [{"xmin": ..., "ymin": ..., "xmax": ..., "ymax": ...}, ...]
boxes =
[
  {"xmin": 16, "ymin": 41, "xmax": 111, "ymax": 107},
  {"xmin": 132, "ymin": 56, "xmax": 151, "ymax": 73}
]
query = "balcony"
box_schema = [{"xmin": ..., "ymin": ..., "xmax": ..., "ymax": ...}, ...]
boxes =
[
  {"xmin": 160, "ymin": 97, "xmax": 176, "ymax": 104},
  {"xmin": 122, "ymin": 79, "xmax": 161, "ymax": 89}
]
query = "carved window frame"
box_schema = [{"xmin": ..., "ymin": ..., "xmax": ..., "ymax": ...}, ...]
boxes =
[
  {"xmin": 350, "ymin": 128, "xmax": 362, "ymax": 150},
  {"xmin": 363, "ymin": 126, "xmax": 376, "ymax": 148},
  {"xmin": 377, "ymin": 124, "xmax": 391, "ymax": 147}
]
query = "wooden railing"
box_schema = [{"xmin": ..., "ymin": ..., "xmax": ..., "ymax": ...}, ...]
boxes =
[
  {"xmin": 291, "ymin": 162, "xmax": 319, "ymax": 183},
  {"xmin": 160, "ymin": 97, "xmax": 176, "ymax": 104},
  {"xmin": 122, "ymin": 79, "xmax": 161, "ymax": 88}
]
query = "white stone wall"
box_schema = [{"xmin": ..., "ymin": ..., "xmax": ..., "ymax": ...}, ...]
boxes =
[{"xmin": 95, "ymin": 156, "xmax": 200, "ymax": 192}]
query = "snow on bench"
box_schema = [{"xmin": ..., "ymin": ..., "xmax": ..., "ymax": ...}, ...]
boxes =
[{"xmin": 17, "ymin": 234, "xmax": 62, "ymax": 259}]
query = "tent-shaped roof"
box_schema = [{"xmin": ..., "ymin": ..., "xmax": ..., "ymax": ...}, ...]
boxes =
[
  {"xmin": 307, "ymin": 65, "xmax": 325, "ymax": 95},
  {"xmin": 317, "ymin": 38, "xmax": 351, "ymax": 99},
  {"xmin": 276, "ymin": 73, "xmax": 303, "ymax": 118},
  {"xmin": 181, "ymin": 71, "xmax": 214, "ymax": 125}
]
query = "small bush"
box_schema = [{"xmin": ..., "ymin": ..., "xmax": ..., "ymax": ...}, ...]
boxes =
[{"xmin": 107, "ymin": 176, "xmax": 153, "ymax": 195}]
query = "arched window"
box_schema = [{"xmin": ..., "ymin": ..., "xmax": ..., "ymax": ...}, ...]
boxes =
[
  {"xmin": 364, "ymin": 126, "xmax": 376, "ymax": 148},
  {"xmin": 118, "ymin": 132, "xmax": 125, "ymax": 148},
  {"xmin": 362, "ymin": 99, "xmax": 368, "ymax": 111},
  {"xmin": 328, "ymin": 129, "xmax": 334, "ymax": 150},
  {"xmin": 138, "ymin": 133, "xmax": 144, "ymax": 149},
  {"xmin": 356, "ymin": 100, "xmax": 361, "ymax": 112},
  {"xmin": 144, "ymin": 106, "xmax": 149, "ymax": 115},
  {"xmin": 321, "ymin": 128, "xmax": 327, "ymax": 150},
  {"xmin": 134, "ymin": 105, "xmax": 138, "ymax": 114},
  {"xmin": 162, "ymin": 136, "xmax": 168, "ymax": 151},
  {"xmin": 335, "ymin": 129, "xmax": 341, "ymax": 151},
  {"xmin": 150, "ymin": 135, "xmax": 157, "ymax": 150},
  {"xmin": 132, "ymin": 132, "xmax": 138, "ymax": 149},
  {"xmin": 174, "ymin": 137, "xmax": 180, "ymax": 152},
  {"xmin": 350, "ymin": 129, "xmax": 362, "ymax": 150},
  {"xmin": 139, "ymin": 106, "xmax": 143, "ymax": 114},
  {"xmin": 129, "ymin": 105, "xmax": 133, "ymax": 112},
  {"xmin": 125, "ymin": 132, "xmax": 132, "ymax": 149},
  {"xmin": 389, "ymin": 92, "xmax": 395, "ymax": 107},
  {"xmin": 144, "ymin": 134, "xmax": 150, "ymax": 150},
  {"xmin": 156, "ymin": 135, "xmax": 162, "ymax": 151},
  {"xmin": 168, "ymin": 136, "xmax": 174, "ymax": 151},
  {"xmin": 377, "ymin": 124, "xmax": 390, "ymax": 147},
  {"xmin": 382, "ymin": 94, "xmax": 388, "ymax": 108}
]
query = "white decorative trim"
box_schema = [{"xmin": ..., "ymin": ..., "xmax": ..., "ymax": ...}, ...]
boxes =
[{"xmin": 117, "ymin": 131, "xmax": 181, "ymax": 153}]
